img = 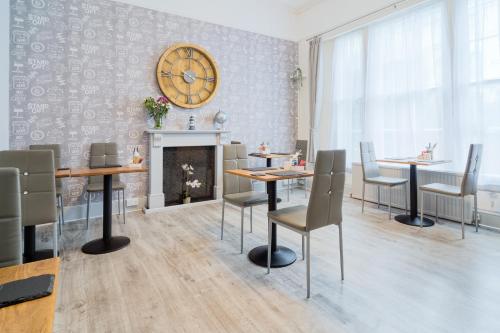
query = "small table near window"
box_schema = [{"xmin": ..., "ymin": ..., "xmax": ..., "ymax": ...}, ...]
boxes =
[
  {"xmin": 225, "ymin": 169, "xmax": 314, "ymax": 268},
  {"xmin": 377, "ymin": 158, "xmax": 451, "ymax": 227},
  {"xmin": 248, "ymin": 153, "xmax": 294, "ymax": 167},
  {"xmin": 56, "ymin": 166, "xmax": 147, "ymax": 254}
]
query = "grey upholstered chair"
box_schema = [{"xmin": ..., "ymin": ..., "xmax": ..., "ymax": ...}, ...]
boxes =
[
  {"xmin": 86, "ymin": 143, "xmax": 126, "ymax": 228},
  {"xmin": 221, "ymin": 144, "xmax": 268, "ymax": 253},
  {"xmin": 30, "ymin": 144, "xmax": 64, "ymax": 233},
  {"xmin": 267, "ymin": 150, "xmax": 346, "ymax": 298},
  {"xmin": 360, "ymin": 142, "xmax": 408, "ymax": 219},
  {"xmin": 420, "ymin": 144, "xmax": 483, "ymax": 239},
  {"xmin": 0, "ymin": 168, "xmax": 22, "ymax": 268},
  {"xmin": 0, "ymin": 150, "xmax": 58, "ymax": 259},
  {"xmin": 286, "ymin": 139, "xmax": 309, "ymax": 201}
]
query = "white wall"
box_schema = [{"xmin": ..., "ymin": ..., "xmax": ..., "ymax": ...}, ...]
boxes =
[
  {"xmin": 0, "ymin": 0, "xmax": 9, "ymax": 150},
  {"xmin": 117, "ymin": 0, "xmax": 298, "ymax": 40}
]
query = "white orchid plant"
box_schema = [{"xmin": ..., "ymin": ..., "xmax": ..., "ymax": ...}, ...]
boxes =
[{"xmin": 181, "ymin": 164, "xmax": 202, "ymax": 199}]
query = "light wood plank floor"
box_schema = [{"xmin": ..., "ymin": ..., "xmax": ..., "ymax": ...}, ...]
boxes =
[{"xmin": 44, "ymin": 190, "xmax": 500, "ymax": 332}]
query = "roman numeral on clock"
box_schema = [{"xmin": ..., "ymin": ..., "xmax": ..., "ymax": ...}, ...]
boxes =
[
  {"xmin": 161, "ymin": 71, "xmax": 173, "ymax": 78},
  {"xmin": 186, "ymin": 95, "xmax": 193, "ymax": 104}
]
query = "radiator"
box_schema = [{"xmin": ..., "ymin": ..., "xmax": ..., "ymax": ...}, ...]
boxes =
[{"xmin": 351, "ymin": 163, "xmax": 474, "ymax": 224}]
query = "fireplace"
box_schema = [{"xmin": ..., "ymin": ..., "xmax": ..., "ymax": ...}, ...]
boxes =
[
  {"xmin": 144, "ymin": 129, "xmax": 230, "ymax": 212},
  {"xmin": 163, "ymin": 146, "xmax": 215, "ymax": 206}
]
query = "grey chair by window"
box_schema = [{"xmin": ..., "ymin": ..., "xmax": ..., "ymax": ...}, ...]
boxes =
[
  {"xmin": 0, "ymin": 150, "xmax": 58, "ymax": 260},
  {"xmin": 221, "ymin": 144, "xmax": 268, "ymax": 253},
  {"xmin": 420, "ymin": 144, "xmax": 483, "ymax": 239},
  {"xmin": 286, "ymin": 139, "xmax": 309, "ymax": 201},
  {"xmin": 0, "ymin": 168, "xmax": 22, "ymax": 268},
  {"xmin": 267, "ymin": 150, "xmax": 346, "ymax": 298},
  {"xmin": 86, "ymin": 143, "xmax": 126, "ymax": 228},
  {"xmin": 30, "ymin": 144, "xmax": 64, "ymax": 234},
  {"xmin": 360, "ymin": 142, "xmax": 408, "ymax": 219}
]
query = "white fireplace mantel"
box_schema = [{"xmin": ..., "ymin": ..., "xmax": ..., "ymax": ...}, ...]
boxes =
[{"xmin": 144, "ymin": 129, "xmax": 231, "ymax": 212}]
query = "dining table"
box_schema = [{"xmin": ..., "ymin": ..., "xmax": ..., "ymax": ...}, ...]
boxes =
[
  {"xmin": 225, "ymin": 168, "xmax": 314, "ymax": 268},
  {"xmin": 377, "ymin": 158, "xmax": 451, "ymax": 227},
  {"xmin": 56, "ymin": 166, "xmax": 147, "ymax": 254}
]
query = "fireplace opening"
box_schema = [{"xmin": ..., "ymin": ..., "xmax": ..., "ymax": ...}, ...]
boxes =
[{"xmin": 163, "ymin": 146, "xmax": 215, "ymax": 206}]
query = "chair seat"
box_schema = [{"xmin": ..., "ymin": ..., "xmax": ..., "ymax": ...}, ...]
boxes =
[
  {"xmin": 365, "ymin": 176, "xmax": 407, "ymax": 186},
  {"xmin": 268, "ymin": 205, "xmax": 307, "ymax": 232},
  {"xmin": 86, "ymin": 181, "xmax": 126, "ymax": 192},
  {"xmin": 224, "ymin": 191, "xmax": 268, "ymax": 207},
  {"xmin": 420, "ymin": 183, "xmax": 462, "ymax": 197}
]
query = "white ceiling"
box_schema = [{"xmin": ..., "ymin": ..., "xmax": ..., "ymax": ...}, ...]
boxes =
[{"xmin": 274, "ymin": 0, "xmax": 326, "ymax": 14}]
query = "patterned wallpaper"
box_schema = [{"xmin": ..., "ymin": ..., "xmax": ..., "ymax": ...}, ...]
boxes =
[{"xmin": 9, "ymin": 0, "xmax": 298, "ymax": 207}]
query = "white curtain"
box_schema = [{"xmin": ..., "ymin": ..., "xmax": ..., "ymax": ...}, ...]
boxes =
[
  {"xmin": 453, "ymin": 0, "xmax": 500, "ymax": 184},
  {"xmin": 364, "ymin": 0, "xmax": 451, "ymax": 160}
]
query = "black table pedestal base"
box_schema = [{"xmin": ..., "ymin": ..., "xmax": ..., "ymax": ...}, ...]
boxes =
[
  {"xmin": 395, "ymin": 215, "xmax": 435, "ymax": 227},
  {"xmin": 248, "ymin": 245, "xmax": 297, "ymax": 268},
  {"xmin": 82, "ymin": 236, "xmax": 130, "ymax": 255},
  {"xmin": 23, "ymin": 249, "xmax": 55, "ymax": 263}
]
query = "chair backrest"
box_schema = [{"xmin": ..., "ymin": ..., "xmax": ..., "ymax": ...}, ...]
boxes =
[
  {"xmin": 30, "ymin": 144, "xmax": 62, "ymax": 188},
  {"xmin": 306, "ymin": 150, "xmax": 346, "ymax": 231},
  {"xmin": 0, "ymin": 150, "xmax": 57, "ymax": 227},
  {"xmin": 360, "ymin": 141, "xmax": 380, "ymax": 180},
  {"xmin": 461, "ymin": 144, "xmax": 483, "ymax": 196},
  {"xmin": 89, "ymin": 143, "xmax": 120, "ymax": 184},
  {"xmin": 296, "ymin": 140, "xmax": 308, "ymax": 163},
  {"xmin": 0, "ymin": 168, "xmax": 22, "ymax": 268},
  {"xmin": 223, "ymin": 144, "xmax": 252, "ymax": 195}
]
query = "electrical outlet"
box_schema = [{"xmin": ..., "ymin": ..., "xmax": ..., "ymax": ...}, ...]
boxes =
[{"xmin": 126, "ymin": 198, "xmax": 139, "ymax": 207}]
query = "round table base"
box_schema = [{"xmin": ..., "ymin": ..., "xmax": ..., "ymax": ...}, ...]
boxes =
[
  {"xmin": 395, "ymin": 215, "xmax": 435, "ymax": 227},
  {"xmin": 248, "ymin": 245, "xmax": 297, "ymax": 268},
  {"xmin": 82, "ymin": 236, "xmax": 130, "ymax": 255}
]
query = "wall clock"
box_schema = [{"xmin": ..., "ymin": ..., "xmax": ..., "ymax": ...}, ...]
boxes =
[{"xmin": 156, "ymin": 43, "xmax": 219, "ymax": 109}]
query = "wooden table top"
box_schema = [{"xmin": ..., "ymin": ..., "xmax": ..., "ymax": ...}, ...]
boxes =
[
  {"xmin": 0, "ymin": 258, "xmax": 60, "ymax": 333},
  {"xmin": 377, "ymin": 158, "xmax": 452, "ymax": 166},
  {"xmin": 56, "ymin": 166, "xmax": 147, "ymax": 178},
  {"xmin": 249, "ymin": 153, "xmax": 294, "ymax": 159},
  {"xmin": 226, "ymin": 168, "xmax": 314, "ymax": 182}
]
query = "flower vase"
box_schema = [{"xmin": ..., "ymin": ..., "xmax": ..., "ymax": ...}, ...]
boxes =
[
  {"xmin": 183, "ymin": 197, "xmax": 191, "ymax": 204},
  {"xmin": 154, "ymin": 116, "xmax": 163, "ymax": 129}
]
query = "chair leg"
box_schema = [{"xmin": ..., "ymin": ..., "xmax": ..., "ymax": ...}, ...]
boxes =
[
  {"xmin": 461, "ymin": 197, "xmax": 465, "ymax": 239},
  {"xmin": 404, "ymin": 183, "xmax": 408, "ymax": 214},
  {"xmin": 304, "ymin": 178, "xmax": 307, "ymax": 198},
  {"xmin": 267, "ymin": 219, "xmax": 272, "ymax": 274},
  {"xmin": 221, "ymin": 199, "xmax": 225, "ymax": 240},
  {"xmin": 250, "ymin": 206, "xmax": 253, "ymax": 233},
  {"xmin": 361, "ymin": 182, "xmax": 365, "ymax": 213},
  {"xmin": 302, "ymin": 235, "xmax": 305, "ymax": 260},
  {"xmin": 388, "ymin": 187, "xmax": 392, "ymax": 220},
  {"xmin": 122, "ymin": 189, "xmax": 126, "ymax": 224},
  {"xmin": 306, "ymin": 232, "xmax": 311, "ymax": 299},
  {"xmin": 57, "ymin": 195, "xmax": 62, "ymax": 236},
  {"xmin": 377, "ymin": 186, "xmax": 380, "ymax": 208},
  {"xmin": 117, "ymin": 190, "xmax": 121, "ymax": 216},
  {"xmin": 435, "ymin": 195, "xmax": 439, "ymax": 223},
  {"xmin": 474, "ymin": 194, "xmax": 479, "ymax": 232},
  {"xmin": 339, "ymin": 223, "xmax": 344, "ymax": 281},
  {"xmin": 60, "ymin": 194, "xmax": 65, "ymax": 226},
  {"xmin": 53, "ymin": 222, "xmax": 58, "ymax": 258},
  {"xmin": 240, "ymin": 208, "xmax": 244, "ymax": 254},
  {"xmin": 420, "ymin": 191, "xmax": 424, "ymax": 228},
  {"xmin": 86, "ymin": 193, "xmax": 90, "ymax": 230},
  {"xmin": 287, "ymin": 179, "xmax": 290, "ymax": 202}
]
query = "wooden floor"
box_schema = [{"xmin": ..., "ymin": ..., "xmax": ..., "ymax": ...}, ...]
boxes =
[{"xmin": 43, "ymin": 190, "xmax": 500, "ymax": 332}]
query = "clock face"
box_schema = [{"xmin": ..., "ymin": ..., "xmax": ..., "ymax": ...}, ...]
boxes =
[{"xmin": 156, "ymin": 43, "xmax": 219, "ymax": 109}]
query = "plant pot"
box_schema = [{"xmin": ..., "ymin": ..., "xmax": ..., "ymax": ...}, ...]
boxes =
[{"xmin": 183, "ymin": 197, "xmax": 191, "ymax": 204}]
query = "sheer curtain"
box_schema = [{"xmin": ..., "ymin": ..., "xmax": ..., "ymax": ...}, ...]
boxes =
[
  {"xmin": 364, "ymin": 0, "xmax": 451, "ymax": 160},
  {"xmin": 453, "ymin": 0, "xmax": 500, "ymax": 184}
]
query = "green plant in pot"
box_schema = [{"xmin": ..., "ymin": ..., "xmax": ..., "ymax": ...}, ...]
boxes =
[{"xmin": 144, "ymin": 96, "xmax": 172, "ymax": 129}]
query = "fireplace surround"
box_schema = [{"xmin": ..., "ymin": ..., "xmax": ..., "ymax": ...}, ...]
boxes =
[{"xmin": 144, "ymin": 130, "xmax": 230, "ymax": 212}]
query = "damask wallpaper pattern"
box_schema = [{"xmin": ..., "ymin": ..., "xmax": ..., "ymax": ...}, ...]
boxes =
[{"xmin": 9, "ymin": 0, "xmax": 298, "ymax": 207}]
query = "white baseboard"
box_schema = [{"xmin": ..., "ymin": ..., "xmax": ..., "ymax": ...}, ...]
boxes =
[{"xmin": 143, "ymin": 199, "xmax": 221, "ymax": 214}]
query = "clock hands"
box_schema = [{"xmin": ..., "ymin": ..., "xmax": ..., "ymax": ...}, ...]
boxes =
[{"xmin": 161, "ymin": 70, "xmax": 214, "ymax": 82}]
